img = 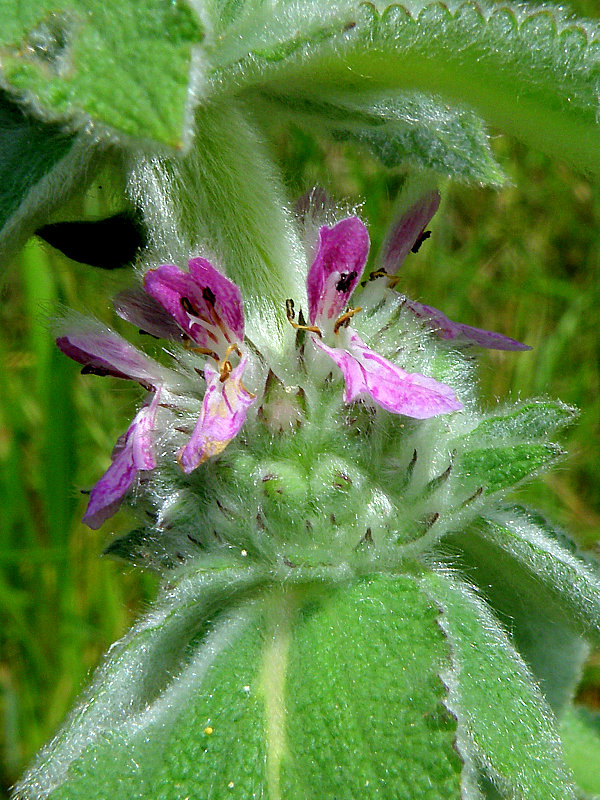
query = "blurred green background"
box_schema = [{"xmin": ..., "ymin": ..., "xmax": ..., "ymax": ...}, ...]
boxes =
[{"xmin": 2, "ymin": 23, "xmax": 600, "ymax": 798}]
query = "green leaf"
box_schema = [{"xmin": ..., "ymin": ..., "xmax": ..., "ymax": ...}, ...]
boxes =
[
  {"xmin": 210, "ymin": 2, "xmax": 600, "ymax": 176},
  {"xmin": 560, "ymin": 707, "xmax": 600, "ymax": 797},
  {"xmin": 255, "ymin": 89, "xmax": 505, "ymax": 184},
  {"xmin": 459, "ymin": 442, "xmax": 563, "ymax": 494},
  {"xmin": 15, "ymin": 562, "xmax": 269, "ymax": 799},
  {"xmin": 18, "ymin": 567, "xmax": 466, "ymax": 798},
  {"xmin": 0, "ymin": 91, "xmax": 95, "ymax": 264},
  {"xmin": 464, "ymin": 401, "xmax": 578, "ymax": 445},
  {"xmin": 280, "ymin": 575, "xmax": 462, "ymax": 799},
  {"xmin": 423, "ymin": 571, "xmax": 576, "ymax": 799},
  {"xmin": 0, "ymin": 1, "xmax": 204, "ymax": 146},
  {"xmin": 444, "ymin": 521, "xmax": 589, "ymax": 715},
  {"xmin": 477, "ymin": 507, "xmax": 600, "ymax": 645}
]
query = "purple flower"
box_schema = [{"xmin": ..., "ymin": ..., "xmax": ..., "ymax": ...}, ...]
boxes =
[
  {"xmin": 83, "ymin": 390, "xmax": 162, "ymax": 530},
  {"xmin": 144, "ymin": 259, "xmax": 255, "ymax": 471},
  {"xmin": 56, "ymin": 325, "xmax": 171, "ymax": 389},
  {"xmin": 56, "ymin": 259, "xmax": 255, "ymax": 527},
  {"xmin": 302, "ymin": 217, "xmax": 463, "ymax": 419},
  {"xmin": 179, "ymin": 358, "xmax": 256, "ymax": 472},
  {"xmin": 144, "ymin": 258, "xmax": 244, "ymax": 352},
  {"xmin": 379, "ymin": 190, "xmax": 531, "ymax": 352}
]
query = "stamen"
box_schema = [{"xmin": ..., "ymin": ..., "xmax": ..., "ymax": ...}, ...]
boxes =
[
  {"xmin": 285, "ymin": 298, "xmax": 322, "ymax": 337},
  {"xmin": 180, "ymin": 296, "xmax": 199, "ymax": 316},
  {"xmin": 181, "ymin": 293, "xmax": 232, "ymax": 344},
  {"xmin": 219, "ymin": 360, "xmax": 232, "ymax": 382},
  {"xmin": 200, "ymin": 286, "xmax": 232, "ymax": 344},
  {"xmin": 361, "ymin": 269, "xmax": 388, "ymax": 287},
  {"xmin": 411, "ymin": 229, "xmax": 431, "ymax": 253},
  {"xmin": 222, "ymin": 342, "xmax": 242, "ymax": 361},
  {"xmin": 361, "ymin": 269, "xmax": 402, "ymax": 289},
  {"xmin": 184, "ymin": 342, "xmax": 220, "ymax": 362},
  {"xmin": 370, "ymin": 269, "xmax": 388, "ymax": 281},
  {"xmin": 218, "ymin": 343, "xmax": 242, "ymax": 382},
  {"xmin": 333, "ymin": 306, "xmax": 362, "ymax": 334},
  {"xmin": 180, "ymin": 297, "xmax": 219, "ymax": 343}
]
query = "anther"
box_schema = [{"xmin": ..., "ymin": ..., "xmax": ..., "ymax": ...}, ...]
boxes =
[
  {"xmin": 370, "ymin": 269, "xmax": 388, "ymax": 281},
  {"xmin": 219, "ymin": 360, "xmax": 232, "ymax": 382},
  {"xmin": 285, "ymin": 298, "xmax": 322, "ymax": 336},
  {"xmin": 286, "ymin": 298, "xmax": 295, "ymax": 322},
  {"xmin": 218, "ymin": 343, "xmax": 242, "ymax": 382},
  {"xmin": 333, "ymin": 306, "xmax": 362, "ymax": 334},
  {"xmin": 411, "ymin": 230, "xmax": 431, "ymax": 253}
]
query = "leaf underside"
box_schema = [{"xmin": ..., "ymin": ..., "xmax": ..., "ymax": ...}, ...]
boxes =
[
  {"xmin": 254, "ymin": 88, "xmax": 505, "ymax": 184},
  {"xmin": 0, "ymin": 90, "xmax": 89, "ymax": 262},
  {"xmin": 209, "ymin": 1, "xmax": 600, "ymax": 176}
]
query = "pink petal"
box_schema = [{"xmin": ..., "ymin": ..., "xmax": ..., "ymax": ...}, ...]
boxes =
[
  {"xmin": 188, "ymin": 258, "xmax": 244, "ymax": 340},
  {"xmin": 113, "ymin": 287, "xmax": 184, "ymax": 341},
  {"xmin": 178, "ymin": 358, "xmax": 255, "ymax": 473},
  {"xmin": 144, "ymin": 260, "xmax": 243, "ymax": 348},
  {"xmin": 82, "ymin": 390, "xmax": 161, "ymax": 529},
  {"xmin": 56, "ymin": 327, "xmax": 166, "ymax": 389},
  {"xmin": 313, "ymin": 331, "xmax": 462, "ymax": 419},
  {"xmin": 380, "ymin": 191, "xmax": 440, "ymax": 273},
  {"xmin": 405, "ymin": 299, "xmax": 532, "ymax": 351},
  {"xmin": 307, "ymin": 217, "xmax": 370, "ymax": 325}
]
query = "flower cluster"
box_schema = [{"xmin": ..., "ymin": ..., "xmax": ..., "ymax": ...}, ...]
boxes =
[{"xmin": 56, "ymin": 192, "xmax": 529, "ymax": 530}]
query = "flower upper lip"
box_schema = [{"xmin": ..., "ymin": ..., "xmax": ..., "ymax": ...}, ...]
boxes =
[
  {"xmin": 307, "ymin": 216, "xmax": 370, "ymax": 327},
  {"xmin": 376, "ymin": 188, "xmax": 531, "ymax": 352},
  {"xmin": 143, "ymin": 257, "xmax": 245, "ymax": 353}
]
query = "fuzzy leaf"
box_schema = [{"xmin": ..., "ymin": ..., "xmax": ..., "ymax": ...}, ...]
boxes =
[
  {"xmin": 444, "ymin": 522, "xmax": 589, "ymax": 715},
  {"xmin": 0, "ymin": 91, "xmax": 96, "ymax": 264},
  {"xmin": 460, "ymin": 442, "xmax": 564, "ymax": 494},
  {"xmin": 14, "ymin": 562, "xmax": 268, "ymax": 800},
  {"xmin": 280, "ymin": 575, "xmax": 462, "ymax": 798},
  {"xmin": 0, "ymin": 1, "xmax": 204, "ymax": 147},
  {"xmin": 464, "ymin": 401, "xmax": 577, "ymax": 445},
  {"xmin": 255, "ymin": 89, "xmax": 505, "ymax": 184},
  {"xmin": 476, "ymin": 507, "xmax": 600, "ymax": 645},
  {"xmin": 210, "ymin": 2, "xmax": 600, "ymax": 175},
  {"xmin": 423, "ymin": 572, "xmax": 576, "ymax": 799},
  {"xmin": 17, "ymin": 568, "xmax": 466, "ymax": 799}
]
